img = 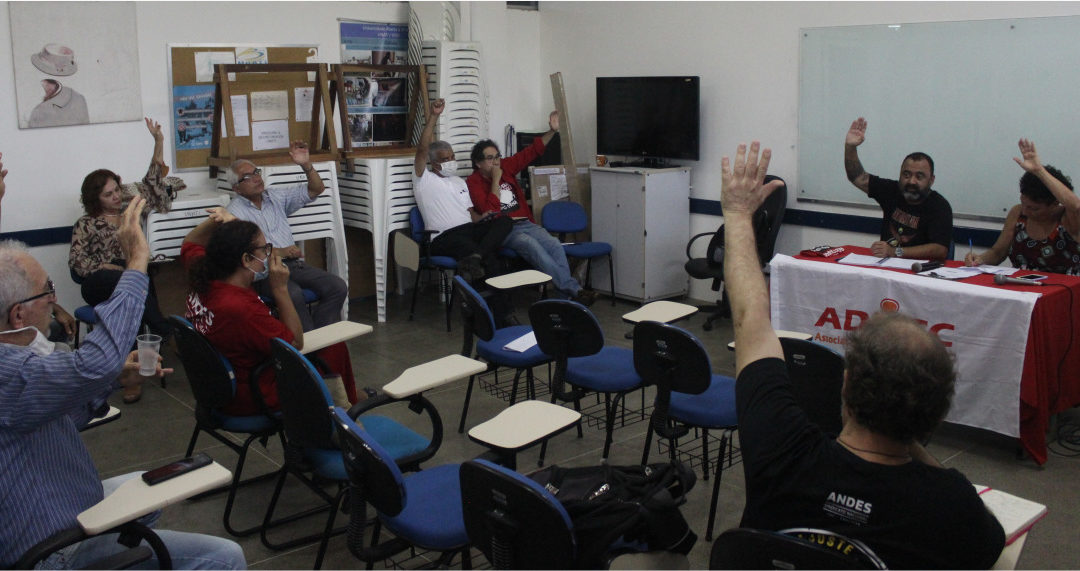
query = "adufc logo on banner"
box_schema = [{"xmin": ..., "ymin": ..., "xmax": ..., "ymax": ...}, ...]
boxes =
[{"xmin": 811, "ymin": 298, "xmax": 956, "ymax": 347}]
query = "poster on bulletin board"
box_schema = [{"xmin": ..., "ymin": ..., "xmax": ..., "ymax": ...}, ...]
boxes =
[{"xmin": 339, "ymin": 21, "xmax": 409, "ymax": 148}]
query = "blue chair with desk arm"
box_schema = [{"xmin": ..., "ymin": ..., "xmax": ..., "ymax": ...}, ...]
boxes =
[
  {"xmin": 262, "ymin": 338, "xmax": 437, "ymax": 569},
  {"xmin": 541, "ymin": 200, "xmax": 616, "ymax": 306},
  {"xmin": 332, "ymin": 408, "xmax": 472, "ymax": 570},
  {"xmin": 528, "ymin": 299, "xmax": 643, "ymax": 461},
  {"xmin": 453, "ymin": 275, "xmax": 552, "ymax": 433},
  {"xmin": 780, "ymin": 336, "xmax": 846, "ymax": 436},
  {"xmin": 635, "ymin": 320, "xmax": 737, "ymax": 541},
  {"xmin": 401, "ymin": 206, "xmax": 458, "ymax": 331},
  {"xmin": 169, "ymin": 315, "xmax": 283, "ymax": 538}
]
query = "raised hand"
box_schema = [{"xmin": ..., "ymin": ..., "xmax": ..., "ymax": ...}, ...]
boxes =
[
  {"xmin": 206, "ymin": 207, "xmax": 236, "ymax": 225},
  {"xmin": 268, "ymin": 254, "xmax": 290, "ymax": 291},
  {"xmin": 846, "ymin": 117, "xmax": 867, "ymax": 147},
  {"xmin": 145, "ymin": 117, "xmax": 164, "ymax": 141},
  {"xmin": 549, "ymin": 110, "xmax": 560, "ymax": 132},
  {"xmin": 117, "ymin": 196, "xmax": 149, "ymax": 273},
  {"xmin": 430, "ymin": 98, "xmax": 445, "ymax": 116},
  {"xmin": 721, "ymin": 141, "xmax": 784, "ymax": 217},
  {"xmin": 1013, "ymin": 138, "xmax": 1042, "ymax": 173},
  {"xmin": 289, "ymin": 140, "xmax": 311, "ymax": 166}
]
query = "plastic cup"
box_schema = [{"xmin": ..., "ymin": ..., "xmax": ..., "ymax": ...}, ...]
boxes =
[
  {"xmin": 596, "ymin": 154, "xmax": 608, "ymax": 167},
  {"xmin": 136, "ymin": 334, "xmax": 162, "ymax": 377}
]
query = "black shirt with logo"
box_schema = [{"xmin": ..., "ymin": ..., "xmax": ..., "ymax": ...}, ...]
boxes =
[
  {"xmin": 737, "ymin": 358, "xmax": 1004, "ymax": 569},
  {"xmin": 868, "ymin": 175, "xmax": 953, "ymax": 249}
]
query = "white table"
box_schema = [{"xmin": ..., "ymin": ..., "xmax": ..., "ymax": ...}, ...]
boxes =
[
  {"xmin": 468, "ymin": 400, "xmax": 581, "ymax": 469},
  {"xmin": 727, "ymin": 330, "xmax": 813, "ymax": 351},
  {"xmin": 485, "ymin": 269, "xmax": 552, "ymax": 290},
  {"xmin": 300, "ymin": 320, "xmax": 373, "ymax": 355},
  {"xmin": 382, "ymin": 354, "xmax": 487, "ymax": 399},
  {"xmin": 78, "ymin": 462, "xmax": 232, "ymax": 534},
  {"xmin": 622, "ymin": 300, "xmax": 699, "ymax": 339}
]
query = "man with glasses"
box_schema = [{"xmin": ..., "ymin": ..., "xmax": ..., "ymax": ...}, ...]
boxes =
[
  {"xmin": 0, "ymin": 194, "xmax": 245, "ymax": 569},
  {"xmin": 465, "ymin": 111, "xmax": 593, "ymax": 305},
  {"xmin": 226, "ymin": 141, "xmax": 348, "ymax": 331},
  {"xmin": 413, "ymin": 98, "xmax": 512, "ymax": 284}
]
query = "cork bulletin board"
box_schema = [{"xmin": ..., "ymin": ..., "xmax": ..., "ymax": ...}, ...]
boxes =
[{"xmin": 168, "ymin": 44, "xmax": 320, "ymax": 170}]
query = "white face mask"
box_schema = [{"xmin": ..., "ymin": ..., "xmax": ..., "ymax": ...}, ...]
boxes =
[
  {"xmin": 1, "ymin": 326, "xmax": 57, "ymax": 356},
  {"xmin": 437, "ymin": 160, "xmax": 458, "ymax": 175},
  {"xmin": 247, "ymin": 253, "xmax": 270, "ymax": 281}
]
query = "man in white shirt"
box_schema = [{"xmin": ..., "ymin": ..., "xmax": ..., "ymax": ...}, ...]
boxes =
[{"xmin": 412, "ymin": 99, "xmax": 512, "ymax": 283}]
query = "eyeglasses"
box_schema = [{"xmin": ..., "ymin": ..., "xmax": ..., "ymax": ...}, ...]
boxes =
[
  {"xmin": 482, "ymin": 153, "xmax": 502, "ymax": 161},
  {"xmin": 248, "ymin": 243, "xmax": 273, "ymax": 258},
  {"xmin": 238, "ymin": 168, "xmax": 262, "ymax": 184},
  {"xmin": 10, "ymin": 278, "xmax": 55, "ymax": 311}
]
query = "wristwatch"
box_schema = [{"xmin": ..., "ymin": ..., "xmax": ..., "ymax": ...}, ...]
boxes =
[{"xmin": 894, "ymin": 246, "xmax": 904, "ymax": 258}]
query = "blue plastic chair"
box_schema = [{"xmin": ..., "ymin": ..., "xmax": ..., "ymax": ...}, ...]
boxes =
[
  {"xmin": 408, "ymin": 206, "xmax": 458, "ymax": 331},
  {"xmin": 169, "ymin": 315, "xmax": 283, "ymax": 538},
  {"xmin": 459, "ymin": 458, "xmax": 576, "ymax": 568},
  {"xmin": 453, "ymin": 276, "xmax": 551, "ymax": 433},
  {"xmin": 529, "ymin": 299, "xmax": 643, "ymax": 460},
  {"xmin": 634, "ymin": 320, "xmax": 737, "ymax": 541},
  {"xmin": 333, "ymin": 408, "xmax": 471, "ymax": 569},
  {"xmin": 541, "ymin": 201, "xmax": 615, "ymax": 305},
  {"xmin": 264, "ymin": 339, "xmax": 435, "ymax": 568}
]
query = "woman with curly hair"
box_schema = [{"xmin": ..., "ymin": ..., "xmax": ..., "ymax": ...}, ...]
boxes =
[
  {"xmin": 180, "ymin": 209, "xmax": 356, "ymax": 416},
  {"xmin": 68, "ymin": 118, "xmax": 182, "ymax": 358},
  {"xmin": 965, "ymin": 138, "xmax": 1080, "ymax": 274}
]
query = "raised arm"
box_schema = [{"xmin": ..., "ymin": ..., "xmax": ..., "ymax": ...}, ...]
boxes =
[
  {"xmin": 183, "ymin": 207, "xmax": 236, "ymax": 247},
  {"xmin": 289, "ymin": 141, "xmax": 324, "ymax": 200},
  {"xmin": 1014, "ymin": 138, "xmax": 1080, "ymax": 237},
  {"xmin": 146, "ymin": 117, "xmax": 165, "ymax": 168},
  {"xmin": 138, "ymin": 118, "xmax": 172, "ymax": 214},
  {"xmin": 414, "ymin": 98, "xmax": 444, "ymax": 177},
  {"xmin": 844, "ymin": 117, "xmax": 871, "ymax": 194},
  {"xmin": 723, "ymin": 142, "xmax": 786, "ymax": 375}
]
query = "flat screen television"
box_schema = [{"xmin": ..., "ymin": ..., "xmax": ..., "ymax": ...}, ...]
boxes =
[{"xmin": 596, "ymin": 76, "xmax": 700, "ymax": 163}]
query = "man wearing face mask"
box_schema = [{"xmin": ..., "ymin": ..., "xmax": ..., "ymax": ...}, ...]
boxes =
[
  {"xmin": 226, "ymin": 141, "xmax": 347, "ymax": 331},
  {"xmin": 413, "ymin": 98, "xmax": 512, "ymax": 283},
  {"xmin": 0, "ymin": 195, "xmax": 246, "ymax": 569},
  {"xmin": 845, "ymin": 117, "xmax": 953, "ymax": 260}
]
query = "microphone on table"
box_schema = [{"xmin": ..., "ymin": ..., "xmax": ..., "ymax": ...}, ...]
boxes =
[
  {"xmin": 994, "ymin": 274, "xmax": 1045, "ymax": 286},
  {"xmin": 911, "ymin": 261, "xmax": 945, "ymax": 273}
]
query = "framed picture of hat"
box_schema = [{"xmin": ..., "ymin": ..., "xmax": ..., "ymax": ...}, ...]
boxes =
[{"xmin": 9, "ymin": 2, "xmax": 143, "ymax": 129}]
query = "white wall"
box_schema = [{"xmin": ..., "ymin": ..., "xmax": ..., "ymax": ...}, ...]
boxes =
[
  {"xmin": 536, "ymin": 1, "xmax": 1080, "ymax": 299},
  {"xmin": 0, "ymin": 1, "xmax": 409, "ymax": 305}
]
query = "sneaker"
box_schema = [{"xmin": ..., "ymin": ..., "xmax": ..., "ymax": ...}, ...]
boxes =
[
  {"xmin": 458, "ymin": 254, "xmax": 486, "ymax": 284},
  {"xmin": 572, "ymin": 289, "xmax": 597, "ymax": 307}
]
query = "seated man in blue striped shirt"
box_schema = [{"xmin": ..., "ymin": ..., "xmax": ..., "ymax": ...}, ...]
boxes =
[
  {"xmin": 0, "ymin": 195, "xmax": 245, "ymax": 569},
  {"xmin": 226, "ymin": 141, "xmax": 348, "ymax": 331}
]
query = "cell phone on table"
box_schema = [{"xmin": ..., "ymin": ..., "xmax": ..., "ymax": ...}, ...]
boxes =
[
  {"xmin": 141, "ymin": 453, "xmax": 212, "ymax": 485},
  {"xmin": 1015, "ymin": 273, "xmax": 1048, "ymax": 281}
]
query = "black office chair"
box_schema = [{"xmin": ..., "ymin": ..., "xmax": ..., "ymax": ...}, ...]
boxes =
[
  {"xmin": 709, "ymin": 527, "xmax": 886, "ymax": 569},
  {"xmin": 780, "ymin": 337, "xmax": 845, "ymax": 436},
  {"xmin": 685, "ymin": 176, "xmax": 786, "ymax": 331}
]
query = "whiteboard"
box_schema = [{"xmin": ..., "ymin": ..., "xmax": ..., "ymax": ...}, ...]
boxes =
[{"xmin": 798, "ymin": 16, "xmax": 1080, "ymax": 221}]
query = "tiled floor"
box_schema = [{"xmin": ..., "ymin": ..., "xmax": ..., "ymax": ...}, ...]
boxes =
[{"xmin": 81, "ymin": 286, "xmax": 1080, "ymax": 569}]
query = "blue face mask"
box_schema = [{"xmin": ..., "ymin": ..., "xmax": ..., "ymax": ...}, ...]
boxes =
[{"xmin": 248, "ymin": 253, "xmax": 270, "ymax": 282}]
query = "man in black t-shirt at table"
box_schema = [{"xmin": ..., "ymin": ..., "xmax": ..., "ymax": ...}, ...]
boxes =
[
  {"xmin": 722, "ymin": 141, "xmax": 1003, "ymax": 569},
  {"xmin": 844, "ymin": 117, "xmax": 953, "ymax": 260}
]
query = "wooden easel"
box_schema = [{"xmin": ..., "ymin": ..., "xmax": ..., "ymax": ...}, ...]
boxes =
[
  {"xmin": 548, "ymin": 72, "xmax": 592, "ymax": 238},
  {"xmin": 208, "ymin": 63, "xmax": 338, "ymax": 177}
]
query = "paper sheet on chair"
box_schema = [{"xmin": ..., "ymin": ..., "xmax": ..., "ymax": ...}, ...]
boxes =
[{"xmin": 503, "ymin": 331, "xmax": 537, "ymax": 352}]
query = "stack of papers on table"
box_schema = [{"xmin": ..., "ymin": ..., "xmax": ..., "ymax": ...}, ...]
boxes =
[
  {"xmin": 837, "ymin": 253, "xmax": 928, "ymax": 270},
  {"xmin": 975, "ymin": 485, "xmax": 1048, "ymax": 545}
]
